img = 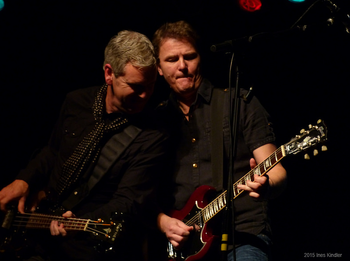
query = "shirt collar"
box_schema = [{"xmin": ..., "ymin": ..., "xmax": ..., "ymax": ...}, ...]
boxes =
[{"xmin": 196, "ymin": 78, "xmax": 213, "ymax": 104}]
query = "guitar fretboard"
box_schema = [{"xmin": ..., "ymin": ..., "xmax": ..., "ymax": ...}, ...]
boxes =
[
  {"xmin": 7, "ymin": 212, "xmax": 112, "ymax": 237},
  {"xmin": 186, "ymin": 145, "xmax": 286, "ymax": 226},
  {"xmin": 13, "ymin": 213, "xmax": 89, "ymax": 230}
]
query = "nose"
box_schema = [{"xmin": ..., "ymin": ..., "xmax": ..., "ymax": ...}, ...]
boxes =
[
  {"xmin": 178, "ymin": 57, "xmax": 187, "ymax": 70},
  {"xmin": 138, "ymin": 90, "xmax": 147, "ymax": 99},
  {"xmin": 137, "ymin": 86, "xmax": 154, "ymax": 99}
]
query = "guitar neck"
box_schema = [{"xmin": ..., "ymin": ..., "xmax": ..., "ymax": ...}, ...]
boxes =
[
  {"xmin": 233, "ymin": 145, "xmax": 286, "ymax": 199},
  {"xmin": 191, "ymin": 145, "xmax": 286, "ymax": 225},
  {"xmin": 13, "ymin": 213, "xmax": 92, "ymax": 231}
]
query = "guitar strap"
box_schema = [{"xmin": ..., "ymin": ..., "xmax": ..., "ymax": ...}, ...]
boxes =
[
  {"xmin": 61, "ymin": 124, "xmax": 142, "ymax": 210},
  {"xmin": 211, "ymin": 88, "xmax": 226, "ymax": 191}
]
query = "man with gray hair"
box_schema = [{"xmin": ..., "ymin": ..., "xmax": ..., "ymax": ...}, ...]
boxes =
[{"xmin": 0, "ymin": 30, "xmax": 168, "ymax": 261}]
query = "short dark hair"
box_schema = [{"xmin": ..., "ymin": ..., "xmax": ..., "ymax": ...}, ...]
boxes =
[{"xmin": 152, "ymin": 20, "xmax": 200, "ymax": 60}]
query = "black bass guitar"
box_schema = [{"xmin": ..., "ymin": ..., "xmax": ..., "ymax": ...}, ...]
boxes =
[{"xmin": 0, "ymin": 207, "xmax": 125, "ymax": 259}]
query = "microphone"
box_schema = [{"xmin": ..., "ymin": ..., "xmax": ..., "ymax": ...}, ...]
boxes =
[
  {"xmin": 323, "ymin": 0, "xmax": 350, "ymax": 33},
  {"xmin": 210, "ymin": 31, "xmax": 275, "ymax": 53},
  {"xmin": 210, "ymin": 35, "xmax": 254, "ymax": 53},
  {"xmin": 210, "ymin": 40, "xmax": 235, "ymax": 53}
]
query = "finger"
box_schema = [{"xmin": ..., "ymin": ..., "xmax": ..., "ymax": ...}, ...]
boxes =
[
  {"xmin": 194, "ymin": 224, "xmax": 201, "ymax": 231},
  {"xmin": 58, "ymin": 223, "xmax": 67, "ymax": 237},
  {"xmin": 50, "ymin": 221, "xmax": 59, "ymax": 235},
  {"xmin": 254, "ymin": 175, "xmax": 268, "ymax": 185},
  {"xmin": 247, "ymin": 180, "xmax": 262, "ymax": 190},
  {"xmin": 249, "ymin": 158, "xmax": 257, "ymax": 169},
  {"xmin": 177, "ymin": 221, "xmax": 194, "ymax": 232},
  {"xmin": 30, "ymin": 204, "xmax": 37, "ymax": 213},
  {"xmin": 18, "ymin": 197, "xmax": 27, "ymax": 214},
  {"xmin": 249, "ymin": 191, "xmax": 261, "ymax": 199},
  {"xmin": 237, "ymin": 184, "xmax": 253, "ymax": 192},
  {"xmin": 62, "ymin": 211, "xmax": 73, "ymax": 218},
  {"xmin": 170, "ymin": 234, "xmax": 189, "ymax": 250},
  {"xmin": 170, "ymin": 226, "xmax": 191, "ymax": 238},
  {"xmin": 0, "ymin": 199, "xmax": 8, "ymax": 212},
  {"xmin": 170, "ymin": 239, "xmax": 180, "ymax": 249}
]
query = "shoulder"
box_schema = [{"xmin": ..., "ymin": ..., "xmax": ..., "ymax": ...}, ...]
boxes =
[
  {"xmin": 128, "ymin": 111, "xmax": 170, "ymax": 153},
  {"xmin": 62, "ymin": 86, "xmax": 100, "ymax": 113},
  {"xmin": 65, "ymin": 86, "xmax": 99, "ymax": 105}
]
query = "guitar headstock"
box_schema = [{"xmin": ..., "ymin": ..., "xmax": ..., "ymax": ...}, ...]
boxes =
[
  {"xmin": 92, "ymin": 212, "xmax": 128, "ymax": 253},
  {"xmin": 284, "ymin": 119, "xmax": 328, "ymax": 159}
]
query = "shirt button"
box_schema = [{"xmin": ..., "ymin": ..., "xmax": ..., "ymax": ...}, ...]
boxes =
[
  {"xmin": 74, "ymin": 191, "xmax": 78, "ymax": 195},
  {"xmin": 192, "ymin": 138, "xmax": 196, "ymax": 143},
  {"xmin": 193, "ymin": 163, "xmax": 198, "ymax": 168}
]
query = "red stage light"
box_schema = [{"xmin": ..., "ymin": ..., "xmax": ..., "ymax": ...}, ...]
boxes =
[{"xmin": 238, "ymin": 0, "xmax": 262, "ymax": 12}]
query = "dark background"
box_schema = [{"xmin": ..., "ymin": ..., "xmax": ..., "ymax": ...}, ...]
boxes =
[{"xmin": 0, "ymin": 0, "xmax": 349, "ymax": 260}]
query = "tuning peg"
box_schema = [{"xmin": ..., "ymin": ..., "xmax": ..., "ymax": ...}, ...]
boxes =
[
  {"xmin": 313, "ymin": 149, "xmax": 319, "ymax": 156},
  {"xmin": 300, "ymin": 129, "xmax": 305, "ymax": 134},
  {"xmin": 309, "ymin": 124, "xmax": 312, "ymax": 129},
  {"xmin": 322, "ymin": 145, "xmax": 328, "ymax": 151},
  {"xmin": 317, "ymin": 119, "xmax": 322, "ymax": 124},
  {"xmin": 304, "ymin": 154, "xmax": 310, "ymax": 160}
]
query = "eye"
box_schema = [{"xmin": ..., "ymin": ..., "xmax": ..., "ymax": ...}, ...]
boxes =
[
  {"xmin": 184, "ymin": 53, "xmax": 198, "ymax": 61},
  {"xmin": 129, "ymin": 84, "xmax": 144, "ymax": 92},
  {"xmin": 166, "ymin": 56, "xmax": 179, "ymax": 62}
]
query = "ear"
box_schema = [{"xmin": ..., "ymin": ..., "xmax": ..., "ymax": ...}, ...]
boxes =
[
  {"xmin": 104, "ymin": 64, "xmax": 113, "ymax": 85},
  {"xmin": 157, "ymin": 65, "xmax": 164, "ymax": 76}
]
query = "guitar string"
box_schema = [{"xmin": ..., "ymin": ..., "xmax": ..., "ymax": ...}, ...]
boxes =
[
  {"xmin": 13, "ymin": 216, "xmax": 110, "ymax": 236},
  {"xmin": 185, "ymin": 147, "xmax": 283, "ymax": 227},
  {"xmin": 11, "ymin": 213, "xmax": 111, "ymax": 236}
]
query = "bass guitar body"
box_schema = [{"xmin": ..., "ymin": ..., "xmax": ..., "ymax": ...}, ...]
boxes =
[{"xmin": 0, "ymin": 206, "xmax": 125, "ymax": 260}]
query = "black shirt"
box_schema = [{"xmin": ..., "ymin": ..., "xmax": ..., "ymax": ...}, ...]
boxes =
[
  {"xmin": 161, "ymin": 78, "xmax": 275, "ymax": 240},
  {"xmin": 16, "ymin": 85, "xmax": 169, "ymax": 260}
]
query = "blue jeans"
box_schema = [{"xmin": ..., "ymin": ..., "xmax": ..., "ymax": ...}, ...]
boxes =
[{"xmin": 227, "ymin": 234, "xmax": 272, "ymax": 261}]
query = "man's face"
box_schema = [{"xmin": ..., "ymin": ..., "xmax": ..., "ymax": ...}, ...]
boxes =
[
  {"xmin": 157, "ymin": 38, "xmax": 201, "ymax": 97},
  {"xmin": 105, "ymin": 62, "xmax": 157, "ymax": 114}
]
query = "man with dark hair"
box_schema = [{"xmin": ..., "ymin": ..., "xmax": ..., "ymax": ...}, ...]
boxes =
[
  {"xmin": 152, "ymin": 20, "xmax": 287, "ymax": 261},
  {"xmin": 0, "ymin": 30, "xmax": 168, "ymax": 261}
]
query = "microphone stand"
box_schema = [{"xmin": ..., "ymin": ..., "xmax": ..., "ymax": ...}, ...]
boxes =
[
  {"xmin": 219, "ymin": 43, "xmax": 249, "ymax": 260},
  {"xmin": 214, "ymin": 2, "xmax": 350, "ymax": 261}
]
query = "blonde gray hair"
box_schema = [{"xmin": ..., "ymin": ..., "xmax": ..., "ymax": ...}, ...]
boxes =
[{"xmin": 103, "ymin": 30, "xmax": 156, "ymax": 77}]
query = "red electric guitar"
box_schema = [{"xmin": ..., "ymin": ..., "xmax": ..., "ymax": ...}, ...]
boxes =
[{"xmin": 167, "ymin": 120, "xmax": 328, "ymax": 261}]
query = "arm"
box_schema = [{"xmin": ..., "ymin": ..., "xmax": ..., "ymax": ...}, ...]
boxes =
[
  {"xmin": 238, "ymin": 143, "xmax": 287, "ymax": 199},
  {"xmin": 1, "ymin": 100, "xmax": 68, "ymax": 213},
  {"xmin": 77, "ymin": 128, "xmax": 170, "ymax": 223}
]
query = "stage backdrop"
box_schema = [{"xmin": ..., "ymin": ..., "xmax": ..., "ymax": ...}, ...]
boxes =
[{"xmin": 0, "ymin": 1, "xmax": 349, "ymax": 260}]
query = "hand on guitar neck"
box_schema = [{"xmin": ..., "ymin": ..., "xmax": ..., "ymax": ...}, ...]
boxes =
[
  {"xmin": 237, "ymin": 144, "xmax": 287, "ymax": 200},
  {"xmin": 0, "ymin": 179, "xmax": 49, "ymax": 215},
  {"xmin": 0, "ymin": 179, "xmax": 30, "ymax": 214},
  {"xmin": 0, "ymin": 179, "xmax": 73, "ymax": 238},
  {"xmin": 237, "ymin": 158, "xmax": 271, "ymax": 200},
  {"xmin": 50, "ymin": 211, "xmax": 75, "ymax": 237}
]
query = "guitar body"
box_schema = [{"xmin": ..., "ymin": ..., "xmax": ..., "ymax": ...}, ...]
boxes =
[
  {"xmin": 166, "ymin": 120, "xmax": 328, "ymax": 261},
  {"xmin": 0, "ymin": 200, "xmax": 67, "ymax": 259},
  {"xmin": 0, "ymin": 206, "xmax": 126, "ymax": 260},
  {"xmin": 168, "ymin": 185, "xmax": 220, "ymax": 261},
  {"xmin": 0, "ymin": 208, "xmax": 33, "ymax": 259}
]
